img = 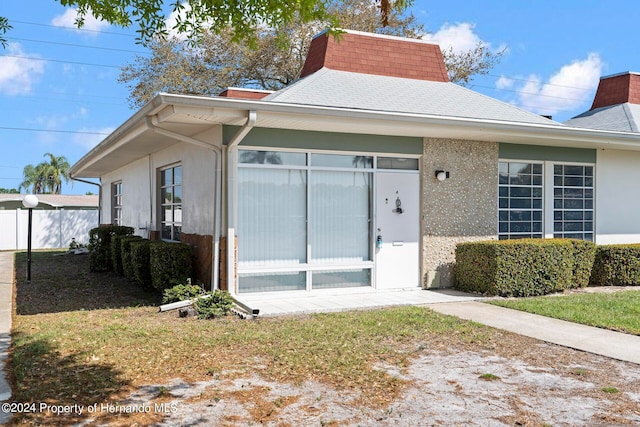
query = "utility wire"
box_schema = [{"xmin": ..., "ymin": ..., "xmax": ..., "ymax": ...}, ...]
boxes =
[
  {"xmin": 0, "ymin": 54, "xmax": 122, "ymax": 69},
  {"xmin": 486, "ymin": 73, "xmax": 595, "ymax": 91},
  {"xmin": 472, "ymin": 84, "xmax": 594, "ymax": 103},
  {"xmin": 5, "ymin": 36, "xmax": 149, "ymax": 55},
  {"xmin": 9, "ymin": 19, "xmax": 137, "ymax": 38},
  {"xmin": 0, "ymin": 126, "xmax": 110, "ymax": 136}
]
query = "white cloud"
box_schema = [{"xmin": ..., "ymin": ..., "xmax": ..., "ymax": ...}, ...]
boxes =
[
  {"xmin": 496, "ymin": 76, "xmax": 515, "ymax": 90},
  {"xmin": 51, "ymin": 8, "xmax": 110, "ymax": 34},
  {"xmin": 164, "ymin": 5, "xmax": 189, "ymax": 40},
  {"xmin": 73, "ymin": 127, "xmax": 114, "ymax": 149},
  {"xmin": 0, "ymin": 44, "xmax": 45, "ymax": 95},
  {"xmin": 422, "ymin": 22, "xmax": 497, "ymax": 54},
  {"xmin": 512, "ymin": 53, "xmax": 604, "ymax": 116}
]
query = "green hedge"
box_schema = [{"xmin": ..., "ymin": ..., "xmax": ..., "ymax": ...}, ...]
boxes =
[
  {"xmin": 130, "ymin": 239, "xmax": 152, "ymax": 289},
  {"xmin": 565, "ymin": 239, "xmax": 597, "ymax": 288},
  {"xmin": 120, "ymin": 236, "xmax": 144, "ymax": 280},
  {"xmin": 455, "ymin": 239, "xmax": 577, "ymax": 297},
  {"xmin": 88, "ymin": 225, "xmax": 134, "ymax": 272},
  {"xmin": 111, "ymin": 235, "xmax": 128, "ymax": 276},
  {"xmin": 149, "ymin": 242, "xmax": 193, "ymax": 291},
  {"xmin": 590, "ymin": 244, "xmax": 640, "ymax": 286}
]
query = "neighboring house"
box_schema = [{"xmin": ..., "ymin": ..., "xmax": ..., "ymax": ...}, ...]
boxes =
[
  {"xmin": 70, "ymin": 30, "xmax": 640, "ymax": 298},
  {"xmin": 0, "ymin": 194, "xmax": 99, "ymax": 250}
]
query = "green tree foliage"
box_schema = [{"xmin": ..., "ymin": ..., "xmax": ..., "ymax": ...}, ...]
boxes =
[
  {"xmin": 120, "ymin": 0, "xmax": 502, "ymax": 108},
  {"xmin": 20, "ymin": 153, "xmax": 71, "ymax": 194},
  {"xmin": 0, "ymin": 17, "xmax": 10, "ymax": 48},
  {"xmin": 0, "ymin": 187, "xmax": 19, "ymax": 194},
  {"xmin": 2, "ymin": 0, "xmax": 409, "ymax": 46}
]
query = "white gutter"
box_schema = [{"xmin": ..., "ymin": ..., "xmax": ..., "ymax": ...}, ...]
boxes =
[
  {"xmin": 146, "ymin": 115, "xmax": 223, "ymax": 292},
  {"xmin": 70, "ymin": 177, "xmax": 102, "ymax": 224},
  {"xmin": 151, "ymin": 93, "xmax": 640, "ymax": 148},
  {"xmin": 226, "ymin": 110, "xmax": 257, "ymax": 294}
]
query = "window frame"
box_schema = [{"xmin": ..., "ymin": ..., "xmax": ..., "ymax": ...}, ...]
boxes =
[
  {"xmin": 158, "ymin": 163, "xmax": 183, "ymax": 242},
  {"xmin": 498, "ymin": 159, "xmax": 596, "ymax": 242},
  {"xmin": 498, "ymin": 160, "xmax": 544, "ymax": 240},
  {"xmin": 551, "ymin": 162, "xmax": 595, "ymax": 241},
  {"xmin": 236, "ymin": 148, "xmax": 421, "ymax": 293},
  {"xmin": 111, "ymin": 181, "xmax": 122, "ymax": 226}
]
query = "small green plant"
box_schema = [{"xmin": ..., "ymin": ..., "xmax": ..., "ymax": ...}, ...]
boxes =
[
  {"xmin": 601, "ymin": 387, "xmax": 619, "ymax": 393},
  {"xmin": 156, "ymin": 386, "xmax": 171, "ymax": 398},
  {"xmin": 162, "ymin": 282, "xmax": 206, "ymax": 304},
  {"xmin": 68, "ymin": 238, "xmax": 85, "ymax": 250},
  {"xmin": 478, "ymin": 373, "xmax": 501, "ymax": 381},
  {"xmin": 193, "ymin": 290, "xmax": 234, "ymax": 319},
  {"xmin": 572, "ymin": 368, "xmax": 589, "ymax": 376}
]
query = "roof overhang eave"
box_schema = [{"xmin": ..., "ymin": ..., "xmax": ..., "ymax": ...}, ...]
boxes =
[{"xmin": 71, "ymin": 93, "xmax": 640, "ymax": 178}]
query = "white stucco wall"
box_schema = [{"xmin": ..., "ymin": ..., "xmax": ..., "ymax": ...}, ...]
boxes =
[
  {"xmin": 100, "ymin": 128, "xmax": 221, "ymax": 238},
  {"xmin": 595, "ymin": 149, "xmax": 640, "ymax": 244}
]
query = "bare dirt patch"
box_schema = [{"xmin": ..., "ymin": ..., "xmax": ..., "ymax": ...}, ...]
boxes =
[
  {"xmin": 11, "ymin": 253, "xmax": 640, "ymax": 426},
  {"xmin": 97, "ymin": 335, "xmax": 640, "ymax": 427}
]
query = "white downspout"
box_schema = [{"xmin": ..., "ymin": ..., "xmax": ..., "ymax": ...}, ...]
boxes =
[
  {"xmin": 226, "ymin": 110, "xmax": 257, "ymax": 294},
  {"xmin": 147, "ymin": 116, "xmax": 225, "ymax": 291}
]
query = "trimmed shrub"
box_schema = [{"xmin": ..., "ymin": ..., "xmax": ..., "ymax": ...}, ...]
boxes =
[
  {"xmin": 88, "ymin": 225, "xmax": 134, "ymax": 272},
  {"xmin": 193, "ymin": 290, "xmax": 235, "ymax": 319},
  {"xmin": 590, "ymin": 244, "xmax": 640, "ymax": 286},
  {"xmin": 149, "ymin": 242, "xmax": 193, "ymax": 291},
  {"xmin": 121, "ymin": 236, "xmax": 143, "ymax": 280},
  {"xmin": 162, "ymin": 283, "xmax": 206, "ymax": 304},
  {"xmin": 455, "ymin": 239, "xmax": 574, "ymax": 297},
  {"xmin": 565, "ymin": 239, "xmax": 597, "ymax": 288},
  {"xmin": 111, "ymin": 235, "xmax": 128, "ymax": 276},
  {"xmin": 130, "ymin": 239, "xmax": 152, "ymax": 289}
]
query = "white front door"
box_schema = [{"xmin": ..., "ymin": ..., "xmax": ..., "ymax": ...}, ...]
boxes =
[{"xmin": 375, "ymin": 171, "xmax": 420, "ymax": 289}]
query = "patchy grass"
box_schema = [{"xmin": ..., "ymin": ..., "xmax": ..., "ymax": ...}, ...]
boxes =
[
  {"xmin": 478, "ymin": 373, "xmax": 501, "ymax": 381},
  {"xmin": 10, "ymin": 251, "xmax": 498, "ymax": 425},
  {"xmin": 488, "ymin": 290, "xmax": 640, "ymax": 335}
]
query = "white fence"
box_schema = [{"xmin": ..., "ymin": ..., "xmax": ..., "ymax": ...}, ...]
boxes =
[{"xmin": 0, "ymin": 209, "xmax": 99, "ymax": 250}]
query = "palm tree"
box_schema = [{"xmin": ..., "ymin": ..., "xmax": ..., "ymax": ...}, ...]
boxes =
[
  {"xmin": 43, "ymin": 152, "xmax": 70, "ymax": 194},
  {"xmin": 20, "ymin": 153, "xmax": 71, "ymax": 194}
]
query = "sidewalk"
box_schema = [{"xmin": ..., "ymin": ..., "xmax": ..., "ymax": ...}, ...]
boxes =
[
  {"xmin": 0, "ymin": 251, "xmax": 13, "ymax": 425},
  {"xmin": 428, "ymin": 301, "xmax": 640, "ymax": 365}
]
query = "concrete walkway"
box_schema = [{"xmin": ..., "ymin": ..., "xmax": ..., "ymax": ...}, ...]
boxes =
[
  {"xmin": 241, "ymin": 287, "xmax": 640, "ymax": 365},
  {"xmin": 0, "ymin": 251, "xmax": 13, "ymax": 424},
  {"xmin": 428, "ymin": 301, "xmax": 640, "ymax": 365},
  {"xmin": 237, "ymin": 287, "xmax": 482, "ymax": 316}
]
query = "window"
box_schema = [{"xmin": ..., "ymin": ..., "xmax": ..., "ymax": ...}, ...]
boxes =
[
  {"xmin": 159, "ymin": 165, "xmax": 182, "ymax": 241},
  {"xmin": 553, "ymin": 165, "xmax": 594, "ymax": 241},
  {"xmin": 498, "ymin": 161, "xmax": 595, "ymax": 242},
  {"xmin": 498, "ymin": 162, "xmax": 543, "ymax": 239},
  {"xmin": 111, "ymin": 181, "xmax": 122, "ymax": 226},
  {"xmin": 237, "ymin": 150, "xmax": 376, "ymax": 293}
]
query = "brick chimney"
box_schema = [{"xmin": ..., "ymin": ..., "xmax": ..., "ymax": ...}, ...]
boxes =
[
  {"xmin": 590, "ymin": 72, "xmax": 640, "ymax": 110},
  {"xmin": 218, "ymin": 88, "xmax": 273, "ymax": 100},
  {"xmin": 300, "ymin": 30, "xmax": 450, "ymax": 83}
]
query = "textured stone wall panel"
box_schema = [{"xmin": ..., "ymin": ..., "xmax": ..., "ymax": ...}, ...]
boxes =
[{"xmin": 422, "ymin": 138, "xmax": 499, "ymax": 287}]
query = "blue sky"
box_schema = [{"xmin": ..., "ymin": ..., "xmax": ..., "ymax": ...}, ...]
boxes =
[{"xmin": 1, "ymin": 1, "xmax": 639, "ymax": 194}]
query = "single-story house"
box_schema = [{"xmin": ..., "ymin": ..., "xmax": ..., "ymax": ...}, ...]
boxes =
[
  {"xmin": 0, "ymin": 194, "xmax": 99, "ymax": 250},
  {"xmin": 70, "ymin": 30, "xmax": 640, "ymax": 298}
]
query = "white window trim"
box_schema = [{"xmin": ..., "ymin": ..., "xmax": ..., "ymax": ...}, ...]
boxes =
[
  {"xmin": 546, "ymin": 161, "xmax": 595, "ymax": 240},
  {"xmin": 158, "ymin": 163, "xmax": 182, "ymax": 242},
  {"xmin": 112, "ymin": 181, "xmax": 122, "ymax": 226},
  {"xmin": 498, "ymin": 159, "xmax": 595, "ymax": 240},
  {"xmin": 236, "ymin": 148, "xmax": 421, "ymax": 292}
]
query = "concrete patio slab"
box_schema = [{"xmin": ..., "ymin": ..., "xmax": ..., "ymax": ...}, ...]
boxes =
[{"xmin": 237, "ymin": 288, "xmax": 483, "ymax": 317}]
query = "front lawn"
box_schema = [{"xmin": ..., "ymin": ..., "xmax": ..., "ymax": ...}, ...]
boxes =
[
  {"xmin": 488, "ymin": 289, "xmax": 640, "ymax": 335},
  {"xmin": 9, "ymin": 251, "xmax": 495, "ymax": 425}
]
